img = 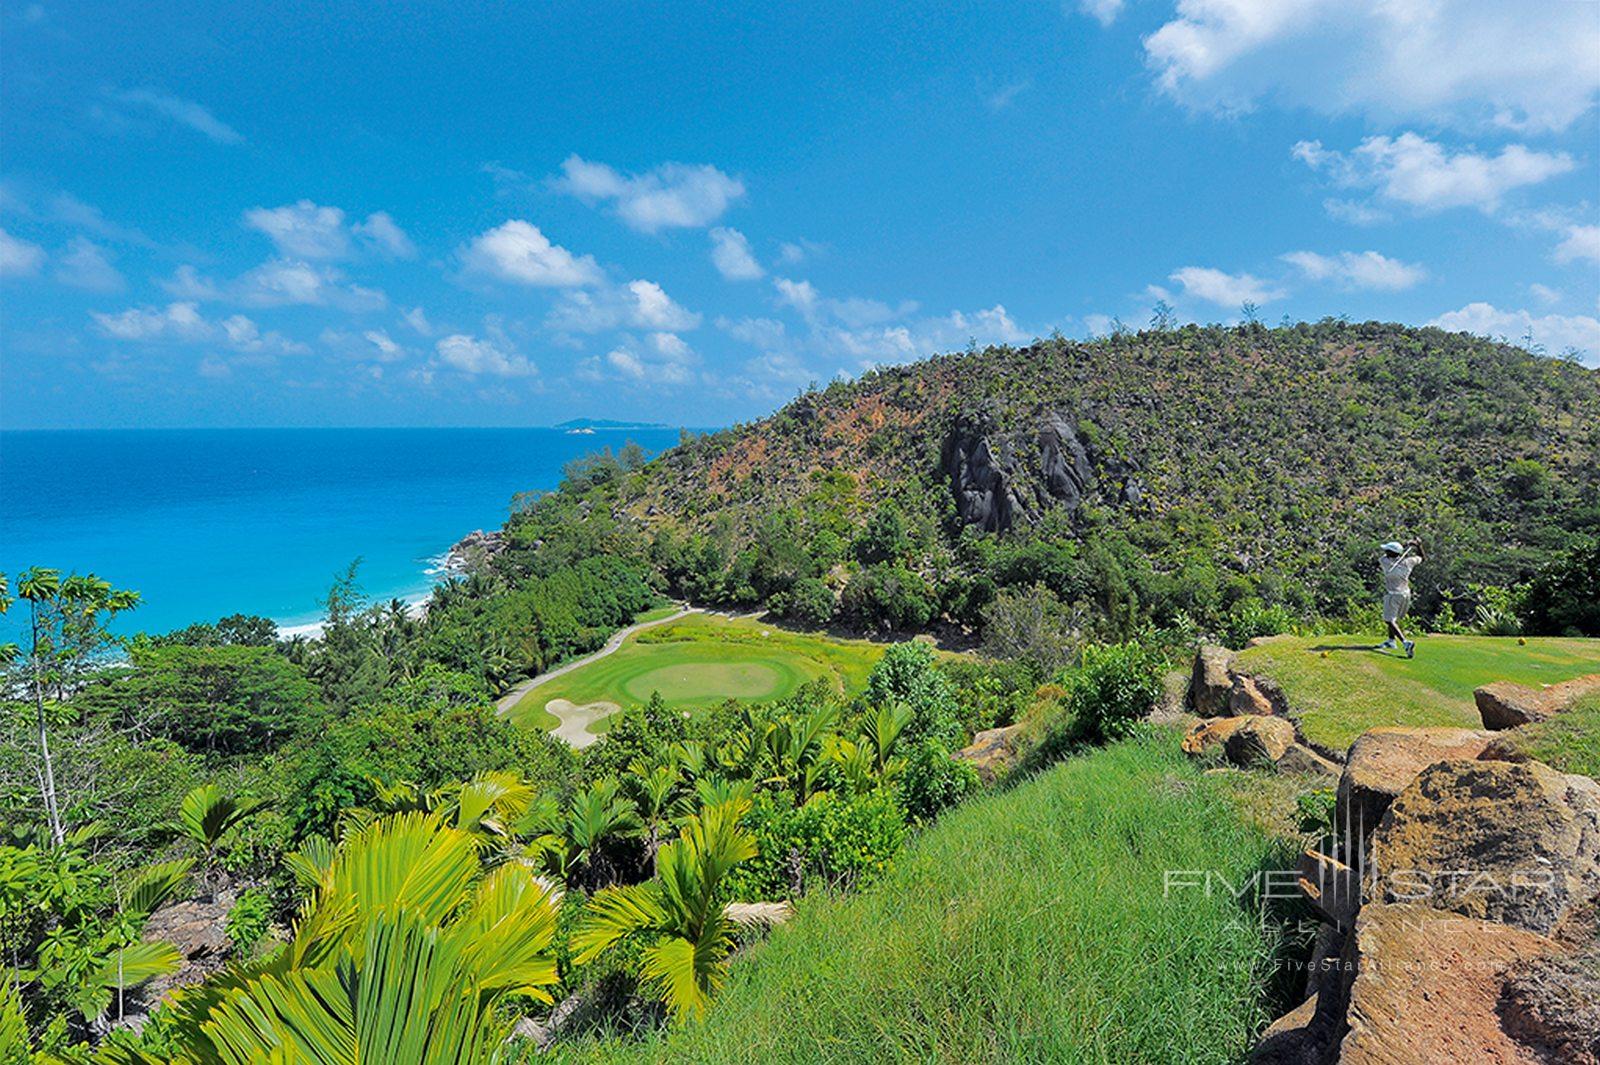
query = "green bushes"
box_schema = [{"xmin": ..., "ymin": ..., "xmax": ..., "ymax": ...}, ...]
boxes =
[
  {"xmin": 619, "ymin": 734, "xmax": 1303, "ymax": 1064},
  {"xmin": 726, "ymin": 790, "xmax": 907, "ymax": 900},
  {"xmin": 224, "ymin": 888, "xmax": 272, "ymax": 958},
  {"xmin": 1064, "ymin": 640, "xmax": 1165, "ymax": 743},
  {"xmin": 1220, "ymin": 597, "xmax": 1297, "ymax": 650},
  {"xmin": 1520, "ymin": 537, "xmax": 1600, "ymax": 636}
]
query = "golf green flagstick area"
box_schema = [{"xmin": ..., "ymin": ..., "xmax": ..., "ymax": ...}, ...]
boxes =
[
  {"xmin": 1234, "ymin": 634, "xmax": 1600, "ymax": 751},
  {"xmin": 503, "ymin": 613, "xmax": 890, "ymax": 738}
]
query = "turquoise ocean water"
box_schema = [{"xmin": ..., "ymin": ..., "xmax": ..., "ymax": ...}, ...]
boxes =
[{"xmin": 0, "ymin": 428, "xmax": 682, "ymax": 636}]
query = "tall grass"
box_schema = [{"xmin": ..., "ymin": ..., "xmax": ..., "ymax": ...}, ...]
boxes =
[{"xmin": 574, "ymin": 732, "xmax": 1302, "ymax": 1064}]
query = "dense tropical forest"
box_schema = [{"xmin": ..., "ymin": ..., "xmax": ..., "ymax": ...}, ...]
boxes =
[{"xmin": 3, "ymin": 321, "xmax": 1598, "ymax": 1061}]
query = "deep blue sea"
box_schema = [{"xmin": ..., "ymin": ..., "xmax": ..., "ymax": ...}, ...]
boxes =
[{"xmin": 0, "ymin": 428, "xmax": 683, "ymax": 636}]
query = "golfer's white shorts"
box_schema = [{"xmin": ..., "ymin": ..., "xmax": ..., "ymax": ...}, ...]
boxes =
[{"xmin": 1382, "ymin": 592, "xmax": 1411, "ymax": 623}]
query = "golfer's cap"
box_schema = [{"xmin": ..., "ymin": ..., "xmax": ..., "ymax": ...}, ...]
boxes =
[{"xmin": 1381, "ymin": 541, "xmax": 1404, "ymax": 554}]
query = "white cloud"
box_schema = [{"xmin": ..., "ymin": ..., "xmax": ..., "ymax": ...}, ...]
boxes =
[
  {"xmin": 160, "ymin": 264, "xmax": 223, "ymax": 301},
  {"xmin": 92, "ymin": 301, "xmax": 306, "ymax": 354},
  {"xmin": 1529, "ymin": 283, "xmax": 1561, "ymax": 306},
  {"xmin": 47, "ymin": 193, "xmax": 154, "ymax": 247},
  {"xmin": 546, "ymin": 279, "xmax": 701, "ymax": 333},
  {"xmin": 402, "ymin": 306, "xmax": 433, "ymax": 336},
  {"xmin": 362, "ymin": 329, "xmax": 404, "ymax": 361},
  {"xmin": 435, "ymin": 333, "xmax": 536, "ymax": 377},
  {"xmin": 461, "ymin": 220, "xmax": 602, "ymax": 287},
  {"xmin": 1143, "ymin": 0, "xmax": 1600, "ymax": 133},
  {"xmin": 1169, "ymin": 266, "xmax": 1285, "ymax": 306},
  {"xmin": 1293, "ymin": 133, "xmax": 1573, "ymax": 214},
  {"xmin": 0, "ymin": 227, "xmax": 45, "ymax": 276},
  {"xmin": 93, "ymin": 301, "xmax": 211, "ymax": 341},
  {"xmin": 236, "ymin": 258, "xmax": 386, "ymax": 310},
  {"xmin": 1074, "ymin": 0, "xmax": 1123, "ymax": 28},
  {"xmin": 773, "ymin": 277, "xmax": 821, "ymax": 317},
  {"xmin": 709, "ymin": 227, "xmax": 764, "ymax": 280},
  {"xmin": 115, "ymin": 88, "xmax": 244, "ymax": 143},
  {"xmin": 1554, "ymin": 224, "xmax": 1600, "ymax": 265},
  {"xmin": 53, "ymin": 237, "xmax": 124, "ymax": 291},
  {"xmin": 553, "ymin": 155, "xmax": 745, "ymax": 233},
  {"xmin": 1428, "ymin": 302, "xmax": 1600, "ymax": 365},
  {"xmin": 244, "ymin": 201, "xmax": 351, "ymax": 259},
  {"xmin": 1280, "ymin": 250, "xmax": 1427, "ymax": 291},
  {"xmin": 353, "ymin": 211, "xmax": 417, "ymax": 258}
]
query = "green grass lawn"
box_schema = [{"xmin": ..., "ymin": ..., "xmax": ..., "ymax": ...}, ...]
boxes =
[
  {"xmin": 1236, "ymin": 634, "xmax": 1600, "ymax": 752},
  {"xmin": 579, "ymin": 732, "xmax": 1304, "ymax": 1064},
  {"xmin": 1501, "ymin": 692, "xmax": 1600, "ymax": 778},
  {"xmin": 506, "ymin": 614, "xmax": 887, "ymax": 732}
]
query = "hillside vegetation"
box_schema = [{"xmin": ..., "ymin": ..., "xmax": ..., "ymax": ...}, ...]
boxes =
[
  {"xmin": 515, "ymin": 321, "xmax": 1598, "ymax": 640},
  {"xmin": 578, "ymin": 733, "xmax": 1302, "ymax": 1065}
]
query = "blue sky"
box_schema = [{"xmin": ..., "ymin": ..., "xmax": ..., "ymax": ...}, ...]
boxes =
[{"xmin": 2, "ymin": 1, "xmax": 1597, "ymax": 429}]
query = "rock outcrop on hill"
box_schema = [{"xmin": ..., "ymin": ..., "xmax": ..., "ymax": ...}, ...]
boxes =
[{"xmin": 941, "ymin": 406, "xmax": 1094, "ymax": 532}]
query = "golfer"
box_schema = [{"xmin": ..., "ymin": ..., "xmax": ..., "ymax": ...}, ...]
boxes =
[{"xmin": 1378, "ymin": 539, "xmax": 1423, "ymax": 658}]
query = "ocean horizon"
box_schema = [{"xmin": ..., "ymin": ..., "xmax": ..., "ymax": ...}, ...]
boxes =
[{"xmin": 0, "ymin": 426, "xmax": 685, "ymax": 637}]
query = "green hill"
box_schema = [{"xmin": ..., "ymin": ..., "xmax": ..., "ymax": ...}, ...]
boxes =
[{"xmin": 505, "ymin": 321, "xmax": 1600, "ymax": 639}]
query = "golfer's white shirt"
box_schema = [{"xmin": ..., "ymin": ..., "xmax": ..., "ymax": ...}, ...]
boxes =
[{"xmin": 1380, "ymin": 555, "xmax": 1418, "ymax": 596}]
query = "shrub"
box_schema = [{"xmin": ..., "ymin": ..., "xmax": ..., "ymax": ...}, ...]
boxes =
[
  {"xmin": 728, "ymin": 790, "xmax": 908, "ymax": 900},
  {"xmin": 864, "ymin": 641, "xmax": 961, "ymax": 747},
  {"xmin": 1219, "ymin": 597, "xmax": 1296, "ymax": 650},
  {"xmin": 895, "ymin": 740, "xmax": 979, "ymax": 823},
  {"xmin": 1065, "ymin": 641, "xmax": 1163, "ymax": 743},
  {"xmin": 773, "ymin": 577, "xmax": 836, "ymax": 627},
  {"xmin": 1520, "ymin": 537, "xmax": 1600, "ymax": 636},
  {"xmin": 225, "ymin": 888, "xmax": 273, "ymax": 958}
]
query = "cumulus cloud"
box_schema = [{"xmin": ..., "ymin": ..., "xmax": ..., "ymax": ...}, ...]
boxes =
[
  {"xmin": 1169, "ymin": 266, "xmax": 1285, "ymax": 306},
  {"xmin": 236, "ymin": 258, "xmax": 386, "ymax": 310},
  {"xmin": 1429, "ymin": 301, "xmax": 1600, "ymax": 364},
  {"xmin": 1293, "ymin": 133, "xmax": 1574, "ymax": 214},
  {"xmin": 709, "ymin": 227, "xmax": 764, "ymax": 280},
  {"xmin": 461, "ymin": 220, "xmax": 603, "ymax": 287},
  {"xmin": 244, "ymin": 201, "xmax": 416, "ymax": 261},
  {"xmin": 92, "ymin": 300, "xmax": 307, "ymax": 354},
  {"xmin": 1142, "ymin": 0, "xmax": 1600, "ymax": 132},
  {"xmin": 0, "ymin": 227, "xmax": 45, "ymax": 276},
  {"xmin": 402, "ymin": 306, "xmax": 433, "ymax": 336},
  {"xmin": 546, "ymin": 279, "xmax": 701, "ymax": 333},
  {"xmin": 114, "ymin": 88, "xmax": 244, "ymax": 144},
  {"xmin": 1554, "ymin": 224, "xmax": 1600, "ymax": 265},
  {"xmin": 435, "ymin": 333, "xmax": 537, "ymax": 377},
  {"xmin": 553, "ymin": 155, "xmax": 745, "ymax": 233},
  {"xmin": 244, "ymin": 201, "xmax": 352, "ymax": 259},
  {"xmin": 1280, "ymin": 250, "xmax": 1427, "ymax": 291},
  {"xmin": 53, "ymin": 237, "xmax": 124, "ymax": 291}
]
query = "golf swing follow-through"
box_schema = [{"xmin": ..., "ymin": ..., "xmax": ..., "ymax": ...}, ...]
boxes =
[{"xmin": 1378, "ymin": 538, "xmax": 1423, "ymax": 658}]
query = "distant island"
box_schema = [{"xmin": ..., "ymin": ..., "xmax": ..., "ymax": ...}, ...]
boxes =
[{"xmin": 554, "ymin": 417, "xmax": 670, "ymax": 432}]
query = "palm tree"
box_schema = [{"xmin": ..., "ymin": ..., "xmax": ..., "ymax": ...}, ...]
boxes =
[
  {"xmin": 124, "ymin": 812, "xmax": 562, "ymax": 1064},
  {"xmin": 626, "ymin": 758, "xmax": 685, "ymax": 871},
  {"xmin": 169, "ymin": 784, "xmax": 272, "ymax": 894},
  {"xmin": 528, "ymin": 779, "xmax": 640, "ymax": 890},
  {"xmin": 572, "ymin": 798, "xmax": 783, "ymax": 1022}
]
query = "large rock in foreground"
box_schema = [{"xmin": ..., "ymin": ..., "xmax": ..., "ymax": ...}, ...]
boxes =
[
  {"xmin": 1476, "ymin": 673, "xmax": 1600, "ymax": 730},
  {"xmin": 1181, "ymin": 715, "xmax": 1296, "ymax": 766},
  {"xmin": 1336, "ymin": 727, "xmax": 1492, "ymax": 836},
  {"xmin": 1338, "ymin": 902, "xmax": 1562, "ymax": 1065},
  {"xmin": 1369, "ymin": 759, "xmax": 1600, "ymax": 934}
]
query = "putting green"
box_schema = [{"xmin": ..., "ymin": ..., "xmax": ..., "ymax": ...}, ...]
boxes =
[{"xmin": 504, "ymin": 614, "xmax": 888, "ymax": 732}]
